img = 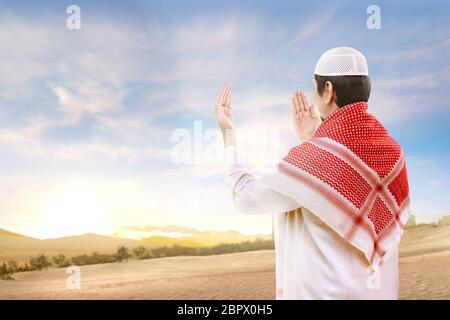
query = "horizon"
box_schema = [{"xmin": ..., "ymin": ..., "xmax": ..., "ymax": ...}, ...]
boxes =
[
  {"xmin": 2, "ymin": 211, "xmax": 447, "ymax": 241},
  {"xmin": 0, "ymin": 223, "xmax": 273, "ymax": 241}
]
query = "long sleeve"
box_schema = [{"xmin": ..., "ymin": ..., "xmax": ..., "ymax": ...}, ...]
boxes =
[{"xmin": 225, "ymin": 146, "xmax": 300, "ymax": 215}]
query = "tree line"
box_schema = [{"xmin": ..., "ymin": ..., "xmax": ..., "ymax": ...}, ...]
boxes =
[{"xmin": 0, "ymin": 238, "xmax": 274, "ymax": 279}]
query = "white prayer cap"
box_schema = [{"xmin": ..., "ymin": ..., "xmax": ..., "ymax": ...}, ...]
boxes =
[{"xmin": 314, "ymin": 47, "xmax": 369, "ymax": 76}]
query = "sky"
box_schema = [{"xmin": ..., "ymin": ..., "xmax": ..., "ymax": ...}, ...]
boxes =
[{"xmin": 0, "ymin": 0, "xmax": 449, "ymax": 239}]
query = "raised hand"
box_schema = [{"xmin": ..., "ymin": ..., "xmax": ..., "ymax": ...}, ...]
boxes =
[
  {"xmin": 291, "ymin": 91, "xmax": 322, "ymax": 142},
  {"xmin": 215, "ymin": 82, "xmax": 234, "ymax": 131},
  {"xmin": 215, "ymin": 82, "xmax": 236, "ymax": 147}
]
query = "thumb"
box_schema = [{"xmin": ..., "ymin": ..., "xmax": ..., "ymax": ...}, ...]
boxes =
[{"xmin": 310, "ymin": 104, "xmax": 321, "ymax": 119}]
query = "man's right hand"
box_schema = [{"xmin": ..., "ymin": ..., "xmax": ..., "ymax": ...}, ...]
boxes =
[
  {"xmin": 215, "ymin": 82, "xmax": 236, "ymax": 147},
  {"xmin": 291, "ymin": 91, "xmax": 322, "ymax": 142}
]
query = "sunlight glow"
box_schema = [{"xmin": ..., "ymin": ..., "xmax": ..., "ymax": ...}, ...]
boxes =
[{"xmin": 36, "ymin": 182, "xmax": 108, "ymax": 239}]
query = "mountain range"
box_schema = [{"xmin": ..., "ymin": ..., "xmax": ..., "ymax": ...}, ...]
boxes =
[{"xmin": 0, "ymin": 226, "xmax": 272, "ymax": 263}]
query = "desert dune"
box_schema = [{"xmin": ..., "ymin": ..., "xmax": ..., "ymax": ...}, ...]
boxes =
[
  {"xmin": 0, "ymin": 250, "xmax": 275, "ymax": 300},
  {"xmin": 0, "ymin": 225, "xmax": 449, "ymax": 299}
]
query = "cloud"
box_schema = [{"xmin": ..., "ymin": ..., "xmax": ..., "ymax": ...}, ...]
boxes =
[
  {"xmin": 373, "ymin": 65, "xmax": 450, "ymax": 90},
  {"xmin": 288, "ymin": 5, "xmax": 340, "ymax": 48},
  {"xmin": 49, "ymin": 80, "xmax": 126, "ymax": 116},
  {"xmin": 372, "ymin": 37, "xmax": 450, "ymax": 62},
  {"xmin": 0, "ymin": 13, "xmax": 56, "ymax": 89},
  {"xmin": 369, "ymin": 64, "xmax": 450, "ymax": 123}
]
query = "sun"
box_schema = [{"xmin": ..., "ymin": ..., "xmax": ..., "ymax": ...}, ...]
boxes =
[{"xmin": 37, "ymin": 182, "xmax": 108, "ymax": 239}]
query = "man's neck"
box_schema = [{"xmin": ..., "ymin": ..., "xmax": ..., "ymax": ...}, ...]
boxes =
[{"xmin": 323, "ymin": 103, "xmax": 339, "ymax": 119}]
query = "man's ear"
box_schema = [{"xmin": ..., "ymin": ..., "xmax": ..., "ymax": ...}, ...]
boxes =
[{"xmin": 324, "ymin": 81, "xmax": 334, "ymax": 104}]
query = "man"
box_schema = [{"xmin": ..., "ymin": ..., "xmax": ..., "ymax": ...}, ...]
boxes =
[{"xmin": 214, "ymin": 47, "xmax": 410, "ymax": 299}]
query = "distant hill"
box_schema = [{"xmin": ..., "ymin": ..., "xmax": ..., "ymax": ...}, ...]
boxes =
[
  {"xmin": 0, "ymin": 230, "xmax": 154, "ymax": 264},
  {"xmin": 399, "ymin": 224, "xmax": 450, "ymax": 257},
  {"xmin": 0, "ymin": 225, "xmax": 272, "ymax": 263},
  {"xmin": 122, "ymin": 224, "xmax": 272, "ymax": 247},
  {"xmin": 122, "ymin": 224, "xmax": 268, "ymax": 237},
  {"xmin": 0, "ymin": 228, "xmax": 26, "ymax": 238}
]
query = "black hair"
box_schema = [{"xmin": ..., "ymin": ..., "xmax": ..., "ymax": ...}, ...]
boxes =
[{"xmin": 314, "ymin": 74, "xmax": 371, "ymax": 108}]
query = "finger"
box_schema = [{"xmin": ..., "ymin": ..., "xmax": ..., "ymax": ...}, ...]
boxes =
[
  {"xmin": 291, "ymin": 96, "xmax": 298, "ymax": 116},
  {"xmin": 308, "ymin": 106, "xmax": 314, "ymax": 119},
  {"xmin": 216, "ymin": 84, "xmax": 227, "ymax": 114},
  {"xmin": 222, "ymin": 82, "xmax": 231, "ymax": 107},
  {"xmin": 216, "ymin": 84, "xmax": 224, "ymax": 103},
  {"xmin": 224, "ymin": 83, "xmax": 232, "ymax": 108},
  {"xmin": 219, "ymin": 83, "xmax": 227, "ymax": 105},
  {"xmin": 218, "ymin": 83, "xmax": 228, "ymax": 107},
  {"xmin": 294, "ymin": 92, "xmax": 301, "ymax": 113},
  {"xmin": 297, "ymin": 91, "xmax": 306, "ymax": 112},
  {"xmin": 298, "ymin": 91, "xmax": 306, "ymax": 112},
  {"xmin": 300, "ymin": 91, "xmax": 310, "ymax": 110}
]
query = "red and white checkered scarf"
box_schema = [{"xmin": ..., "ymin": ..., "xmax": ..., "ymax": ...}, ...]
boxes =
[{"xmin": 264, "ymin": 101, "xmax": 410, "ymax": 265}]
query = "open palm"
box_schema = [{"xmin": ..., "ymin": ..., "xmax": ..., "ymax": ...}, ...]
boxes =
[
  {"xmin": 291, "ymin": 91, "xmax": 322, "ymax": 141},
  {"xmin": 214, "ymin": 82, "xmax": 234, "ymax": 132}
]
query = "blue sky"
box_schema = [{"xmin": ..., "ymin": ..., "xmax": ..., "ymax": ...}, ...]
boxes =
[{"xmin": 0, "ymin": 0, "xmax": 449, "ymax": 238}]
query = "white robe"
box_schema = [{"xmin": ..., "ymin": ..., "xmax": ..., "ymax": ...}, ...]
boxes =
[{"xmin": 225, "ymin": 146, "xmax": 399, "ymax": 300}]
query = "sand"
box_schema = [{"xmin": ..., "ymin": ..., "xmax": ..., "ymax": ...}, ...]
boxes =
[
  {"xmin": 399, "ymin": 251, "xmax": 450, "ymax": 299},
  {"xmin": 0, "ymin": 248, "xmax": 449, "ymax": 300},
  {"xmin": 0, "ymin": 250, "xmax": 275, "ymax": 300},
  {"xmin": 1, "ymin": 225, "xmax": 450, "ymax": 300}
]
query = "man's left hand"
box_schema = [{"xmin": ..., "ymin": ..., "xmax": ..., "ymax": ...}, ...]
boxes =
[{"xmin": 291, "ymin": 91, "xmax": 322, "ymax": 142}]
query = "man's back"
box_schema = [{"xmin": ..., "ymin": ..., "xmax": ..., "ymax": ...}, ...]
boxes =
[{"xmin": 273, "ymin": 208, "xmax": 399, "ymax": 299}]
